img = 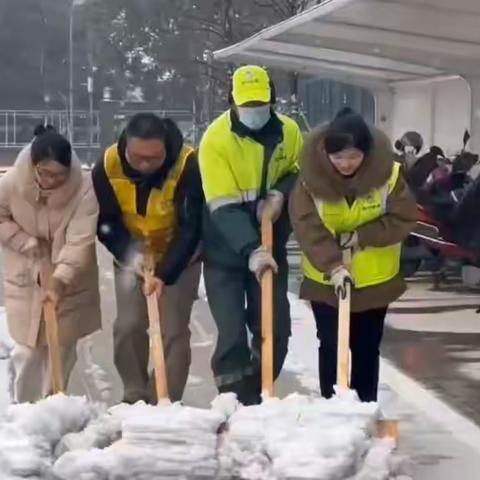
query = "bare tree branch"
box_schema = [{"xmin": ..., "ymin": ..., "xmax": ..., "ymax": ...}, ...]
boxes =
[
  {"xmin": 188, "ymin": 26, "xmax": 228, "ymax": 42},
  {"xmin": 252, "ymin": 0, "xmax": 289, "ymax": 18}
]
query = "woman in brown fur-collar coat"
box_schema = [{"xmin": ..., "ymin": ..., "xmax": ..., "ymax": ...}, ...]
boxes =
[{"xmin": 289, "ymin": 109, "xmax": 416, "ymax": 402}]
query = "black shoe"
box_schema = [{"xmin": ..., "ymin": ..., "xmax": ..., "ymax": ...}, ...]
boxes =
[
  {"xmin": 242, "ymin": 374, "xmax": 262, "ymax": 406},
  {"xmin": 218, "ymin": 377, "xmax": 261, "ymax": 406},
  {"xmin": 121, "ymin": 394, "xmax": 149, "ymax": 405}
]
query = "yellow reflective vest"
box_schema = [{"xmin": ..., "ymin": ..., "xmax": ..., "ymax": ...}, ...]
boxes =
[
  {"xmin": 199, "ymin": 111, "xmax": 302, "ymax": 212},
  {"xmin": 303, "ymin": 162, "xmax": 402, "ymax": 289},
  {"xmin": 104, "ymin": 145, "xmax": 194, "ymax": 260}
]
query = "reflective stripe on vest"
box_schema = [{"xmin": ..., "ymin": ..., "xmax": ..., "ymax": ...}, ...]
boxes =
[
  {"xmin": 104, "ymin": 145, "xmax": 194, "ymax": 260},
  {"xmin": 208, "ymin": 189, "xmax": 259, "ymax": 213},
  {"xmin": 302, "ymin": 162, "xmax": 402, "ymax": 289}
]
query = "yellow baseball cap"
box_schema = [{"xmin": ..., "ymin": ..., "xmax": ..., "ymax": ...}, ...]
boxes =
[{"xmin": 232, "ymin": 65, "xmax": 271, "ymax": 106}]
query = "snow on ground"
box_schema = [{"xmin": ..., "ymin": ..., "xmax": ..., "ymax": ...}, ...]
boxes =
[
  {"xmin": 218, "ymin": 392, "xmax": 407, "ymax": 480},
  {"xmin": 0, "ymin": 386, "xmax": 405, "ymax": 479},
  {"xmin": 54, "ymin": 397, "xmax": 236, "ymax": 479},
  {"xmin": 50, "ymin": 392, "xmax": 406, "ymax": 480},
  {"xmin": 0, "ymin": 394, "xmax": 108, "ymax": 478}
]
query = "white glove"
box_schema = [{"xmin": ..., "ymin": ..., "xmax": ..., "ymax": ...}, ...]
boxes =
[
  {"xmin": 330, "ymin": 265, "xmax": 354, "ymax": 300},
  {"xmin": 338, "ymin": 232, "xmax": 359, "ymax": 250},
  {"xmin": 248, "ymin": 246, "xmax": 278, "ymax": 282},
  {"xmin": 257, "ymin": 190, "xmax": 284, "ymax": 223}
]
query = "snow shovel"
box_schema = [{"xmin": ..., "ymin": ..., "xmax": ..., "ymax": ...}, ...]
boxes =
[
  {"xmin": 143, "ymin": 247, "xmax": 170, "ymax": 404},
  {"xmin": 337, "ymin": 249, "xmax": 399, "ymax": 442},
  {"xmin": 261, "ymin": 210, "xmax": 274, "ymax": 398},
  {"xmin": 40, "ymin": 265, "xmax": 65, "ymax": 394},
  {"xmin": 112, "ymin": 248, "xmax": 171, "ymax": 453}
]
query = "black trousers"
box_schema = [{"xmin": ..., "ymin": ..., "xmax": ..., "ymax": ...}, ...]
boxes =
[
  {"xmin": 311, "ymin": 302, "xmax": 387, "ymax": 402},
  {"xmin": 204, "ymin": 260, "xmax": 291, "ymax": 405}
]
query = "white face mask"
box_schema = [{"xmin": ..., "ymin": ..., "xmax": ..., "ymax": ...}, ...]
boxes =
[{"xmin": 237, "ymin": 105, "xmax": 271, "ymax": 131}]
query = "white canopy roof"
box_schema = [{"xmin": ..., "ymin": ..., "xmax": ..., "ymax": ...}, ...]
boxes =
[{"xmin": 214, "ymin": 0, "xmax": 480, "ymax": 88}]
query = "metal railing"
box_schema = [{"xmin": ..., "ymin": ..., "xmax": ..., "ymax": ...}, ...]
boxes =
[
  {"xmin": 0, "ymin": 110, "xmax": 100, "ymax": 148},
  {"xmin": 0, "ymin": 109, "xmax": 201, "ymax": 148}
]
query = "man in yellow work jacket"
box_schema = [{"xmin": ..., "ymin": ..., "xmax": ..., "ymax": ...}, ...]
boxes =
[
  {"xmin": 93, "ymin": 113, "xmax": 203, "ymax": 403},
  {"xmin": 199, "ymin": 66, "xmax": 303, "ymax": 405}
]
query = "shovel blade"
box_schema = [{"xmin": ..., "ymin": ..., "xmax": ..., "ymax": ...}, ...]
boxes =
[{"xmin": 377, "ymin": 419, "xmax": 399, "ymax": 443}]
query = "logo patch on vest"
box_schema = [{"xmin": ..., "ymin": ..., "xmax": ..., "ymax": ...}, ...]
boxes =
[
  {"xmin": 273, "ymin": 145, "xmax": 286, "ymax": 163},
  {"xmin": 362, "ymin": 193, "xmax": 381, "ymax": 211}
]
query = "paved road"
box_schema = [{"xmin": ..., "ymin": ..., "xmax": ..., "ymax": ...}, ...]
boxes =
[{"xmin": 383, "ymin": 280, "xmax": 480, "ymax": 427}]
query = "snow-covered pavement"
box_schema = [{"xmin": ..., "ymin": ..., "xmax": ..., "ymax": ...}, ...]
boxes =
[{"xmin": 1, "ymin": 246, "xmax": 480, "ymax": 478}]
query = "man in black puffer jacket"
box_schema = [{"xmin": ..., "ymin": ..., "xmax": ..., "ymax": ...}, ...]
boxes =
[{"xmin": 92, "ymin": 113, "xmax": 203, "ymax": 404}]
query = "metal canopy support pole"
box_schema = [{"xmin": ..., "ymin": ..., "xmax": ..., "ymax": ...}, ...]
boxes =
[
  {"xmin": 430, "ymin": 83, "xmax": 437, "ymax": 148},
  {"xmin": 467, "ymin": 77, "xmax": 480, "ymax": 155},
  {"xmin": 374, "ymin": 87, "xmax": 394, "ymax": 139},
  {"xmin": 69, "ymin": 4, "xmax": 74, "ymax": 144}
]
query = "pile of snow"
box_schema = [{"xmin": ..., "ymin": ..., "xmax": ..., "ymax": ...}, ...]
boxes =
[
  {"xmin": 121, "ymin": 403, "xmax": 225, "ymax": 475},
  {"xmin": 54, "ymin": 444, "xmax": 220, "ymax": 479},
  {"xmin": 53, "ymin": 394, "xmax": 239, "ymax": 479},
  {"xmin": 0, "ymin": 394, "xmax": 107, "ymax": 478},
  {"xmin": 54, "ymin": 411, "xmax": 121, "ymax": 457},
  {"xmin": 0, "ymin": 391, "xmax": 409, "ymax": 480},
  {"xmin": 218, "ymin": 391, "xmax": 402, "ymax": 480}
]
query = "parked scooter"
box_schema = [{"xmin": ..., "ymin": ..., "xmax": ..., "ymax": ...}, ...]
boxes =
[
  {"xmin": 401, "ymin": 131, "xmax": 480, "ymax": 287},
  {"xmin": 401, "ymin": 205, "xmax": 480, "ymax": 286}
]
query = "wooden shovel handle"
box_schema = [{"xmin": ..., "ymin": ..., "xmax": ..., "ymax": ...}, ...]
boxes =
[
  {"xmin": 337, "ymin": 285, "xmax": 351, "ymax": 390},
  {"xmin": 144, "ymin": 249, "xmax": 169, "ymax": 403},
  {"xmin": 261, "ymin": 211, "xmax": 274, "ymax": 398},
  {"xmin": 43, "ymin": 300, "xmax": 65, "ymax": 394},
  {"xmin": 40, "ymin": 266, "xmax": 64, "ymax": 394},
  {"xmin": 337, "ymin": 249, "xmax": 352, "ymax": 390}
]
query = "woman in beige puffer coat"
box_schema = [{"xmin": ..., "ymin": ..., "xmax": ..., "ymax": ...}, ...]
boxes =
[{"xmin": 0, "ymin": 128, "xmax": 101, "ymax": 402}]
